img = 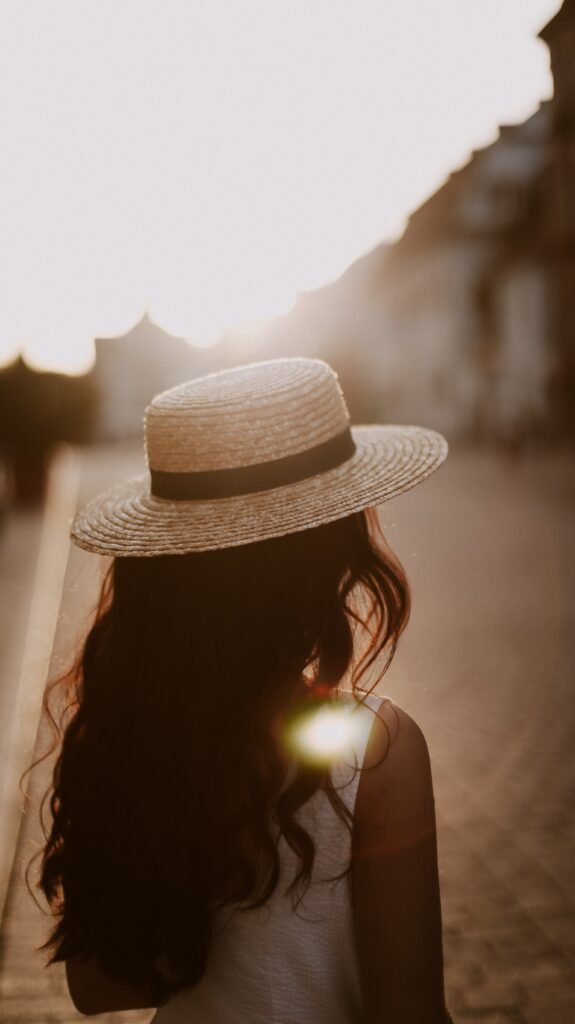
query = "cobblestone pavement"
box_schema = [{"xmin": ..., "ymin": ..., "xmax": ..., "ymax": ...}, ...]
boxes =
[
  {"xmin": 1, "ymin": 446, "xmax": 574, "ymax": 1023},
  {"xmin": 381, "ymin": 450, "xmax": 575, "ymax": 1023}
]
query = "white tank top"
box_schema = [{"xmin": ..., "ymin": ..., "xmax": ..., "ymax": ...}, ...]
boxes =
[{"xmin": 153, "ymin": 693, "xmax": 383, "ymax": 1024}]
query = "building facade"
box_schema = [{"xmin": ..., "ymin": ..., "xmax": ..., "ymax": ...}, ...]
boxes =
[
  {"xmin": 368, "ymin": 0, "xmax": 575, "ymax": 441},
  {"xmin": 270, "ymin": 0, "xmax": 575, "ymax": 442}
]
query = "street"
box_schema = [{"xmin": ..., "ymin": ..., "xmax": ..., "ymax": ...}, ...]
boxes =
[{"xmin": 1, "ymin": 444, "xmax": 574, "ymax": 1023}]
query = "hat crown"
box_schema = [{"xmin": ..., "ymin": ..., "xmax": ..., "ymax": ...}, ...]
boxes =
[{"xmin": 145, "ymin": 358, "xmax": 350, "ymax": 473}]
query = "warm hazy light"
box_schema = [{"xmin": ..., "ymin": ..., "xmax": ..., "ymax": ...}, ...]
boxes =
[
  {"xmin": 286, "ymin": 703, "xmax": 371, "ymax": 764},
  {"xmin": 0, "ymin": 0, "xmax": 559, "ymax": 374},
  {"xmin": 23, "ymin": 333, "xmax": 96, "ymax": 377},
  {"xmin": 147, "ymin": 264, "xmax": 296, "ymax": 347}
]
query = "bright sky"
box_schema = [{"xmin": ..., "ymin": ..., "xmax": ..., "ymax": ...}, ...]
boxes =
[{"xmin": 0, "ymin": 0, "xmax": 561, "ymax": 373}]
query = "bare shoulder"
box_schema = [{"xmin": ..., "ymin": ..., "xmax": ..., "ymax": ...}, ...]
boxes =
[
  {"xmin": 351, "ymin": 699, "xmax": 448, "ymax": 1022},
  {"xmin": 362, "ymin": 698, "xmax": 430, "ymax": 767},
  {"xmin": 355, "ymin": 699, "xmax": 435, "ymax": 843}
]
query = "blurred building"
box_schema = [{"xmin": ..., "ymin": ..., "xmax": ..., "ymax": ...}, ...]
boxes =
[
  {"xmin": 270, "ymin": 0, "xmax": 575, "ymax": 441},
  {"xmin": 365, "ymin": 0, "xmax": 575, "ymax": 440},
  {"xmin": 538, "ymin": 0, "xmax": 575, "ymax": 438},
  {"xmin": 364, "ymin": 102, "xmax": 553, "ymax": 440},
  {"xmin": 92, "ymin": 317, "xmax": 218, "ymax": 439}
]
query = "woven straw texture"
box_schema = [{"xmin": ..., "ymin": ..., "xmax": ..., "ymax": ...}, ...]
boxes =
[{"xmin": 71, "ymin": 358, "xmax": 448, "ymax": 556}]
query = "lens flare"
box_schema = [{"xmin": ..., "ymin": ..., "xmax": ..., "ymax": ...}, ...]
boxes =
[{"xmin": 285, "ymin": 701, "xmax": 371, "ymax": 765}]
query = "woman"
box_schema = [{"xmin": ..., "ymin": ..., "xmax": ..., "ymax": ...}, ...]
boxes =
[{"xmin": 39, "ymin": 358, "xmax": 451, "ymax": 1022}]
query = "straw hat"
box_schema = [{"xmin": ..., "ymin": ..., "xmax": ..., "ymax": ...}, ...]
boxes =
[{"xmin": 71, "ymin": 358, "xmax": 448, "ymax": 556}]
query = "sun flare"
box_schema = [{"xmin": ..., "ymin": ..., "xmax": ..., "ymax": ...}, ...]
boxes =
[
  {"xmin": 286, "ymin": 702, "xmax": 372, "ymax": 765},
  {"xmin": 0, "ymin": 0, "xmax": 556, "ymax": 374}
]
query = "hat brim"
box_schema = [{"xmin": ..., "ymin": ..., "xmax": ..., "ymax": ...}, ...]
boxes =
[{"xmin": 70, "ymin": 425, "xmax": 448, "ymax": 556}]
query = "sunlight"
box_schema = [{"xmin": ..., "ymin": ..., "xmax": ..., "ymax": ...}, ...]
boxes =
[
  {"xmin": 0, "ymin": 0, "xmax": 558, "ymax": 374},
  {"xmin": 286, "ymin": 702, "xmax": 371, "ymax": 765},
  {"xmin": 146, "ymin": 257, "xmax": 296, "ymax": 348},
  {"xmin": 23, "ymin": 330, "xmax": 96, "ymax": 377}
]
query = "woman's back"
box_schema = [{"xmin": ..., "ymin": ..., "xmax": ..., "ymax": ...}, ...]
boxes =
[{"xmin": 153, "ymin": 695, "xmax": 382, "ymax": 1024}]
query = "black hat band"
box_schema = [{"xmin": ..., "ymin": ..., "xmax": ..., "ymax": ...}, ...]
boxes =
[{"xmin": 150, "ymin": 428, "xmax": 356, "ymax": 501}]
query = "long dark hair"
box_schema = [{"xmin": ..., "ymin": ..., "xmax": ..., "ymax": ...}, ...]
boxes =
[{"xmin": 38, "ymin": 509, "xmax": 409, "ymax": 998}]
